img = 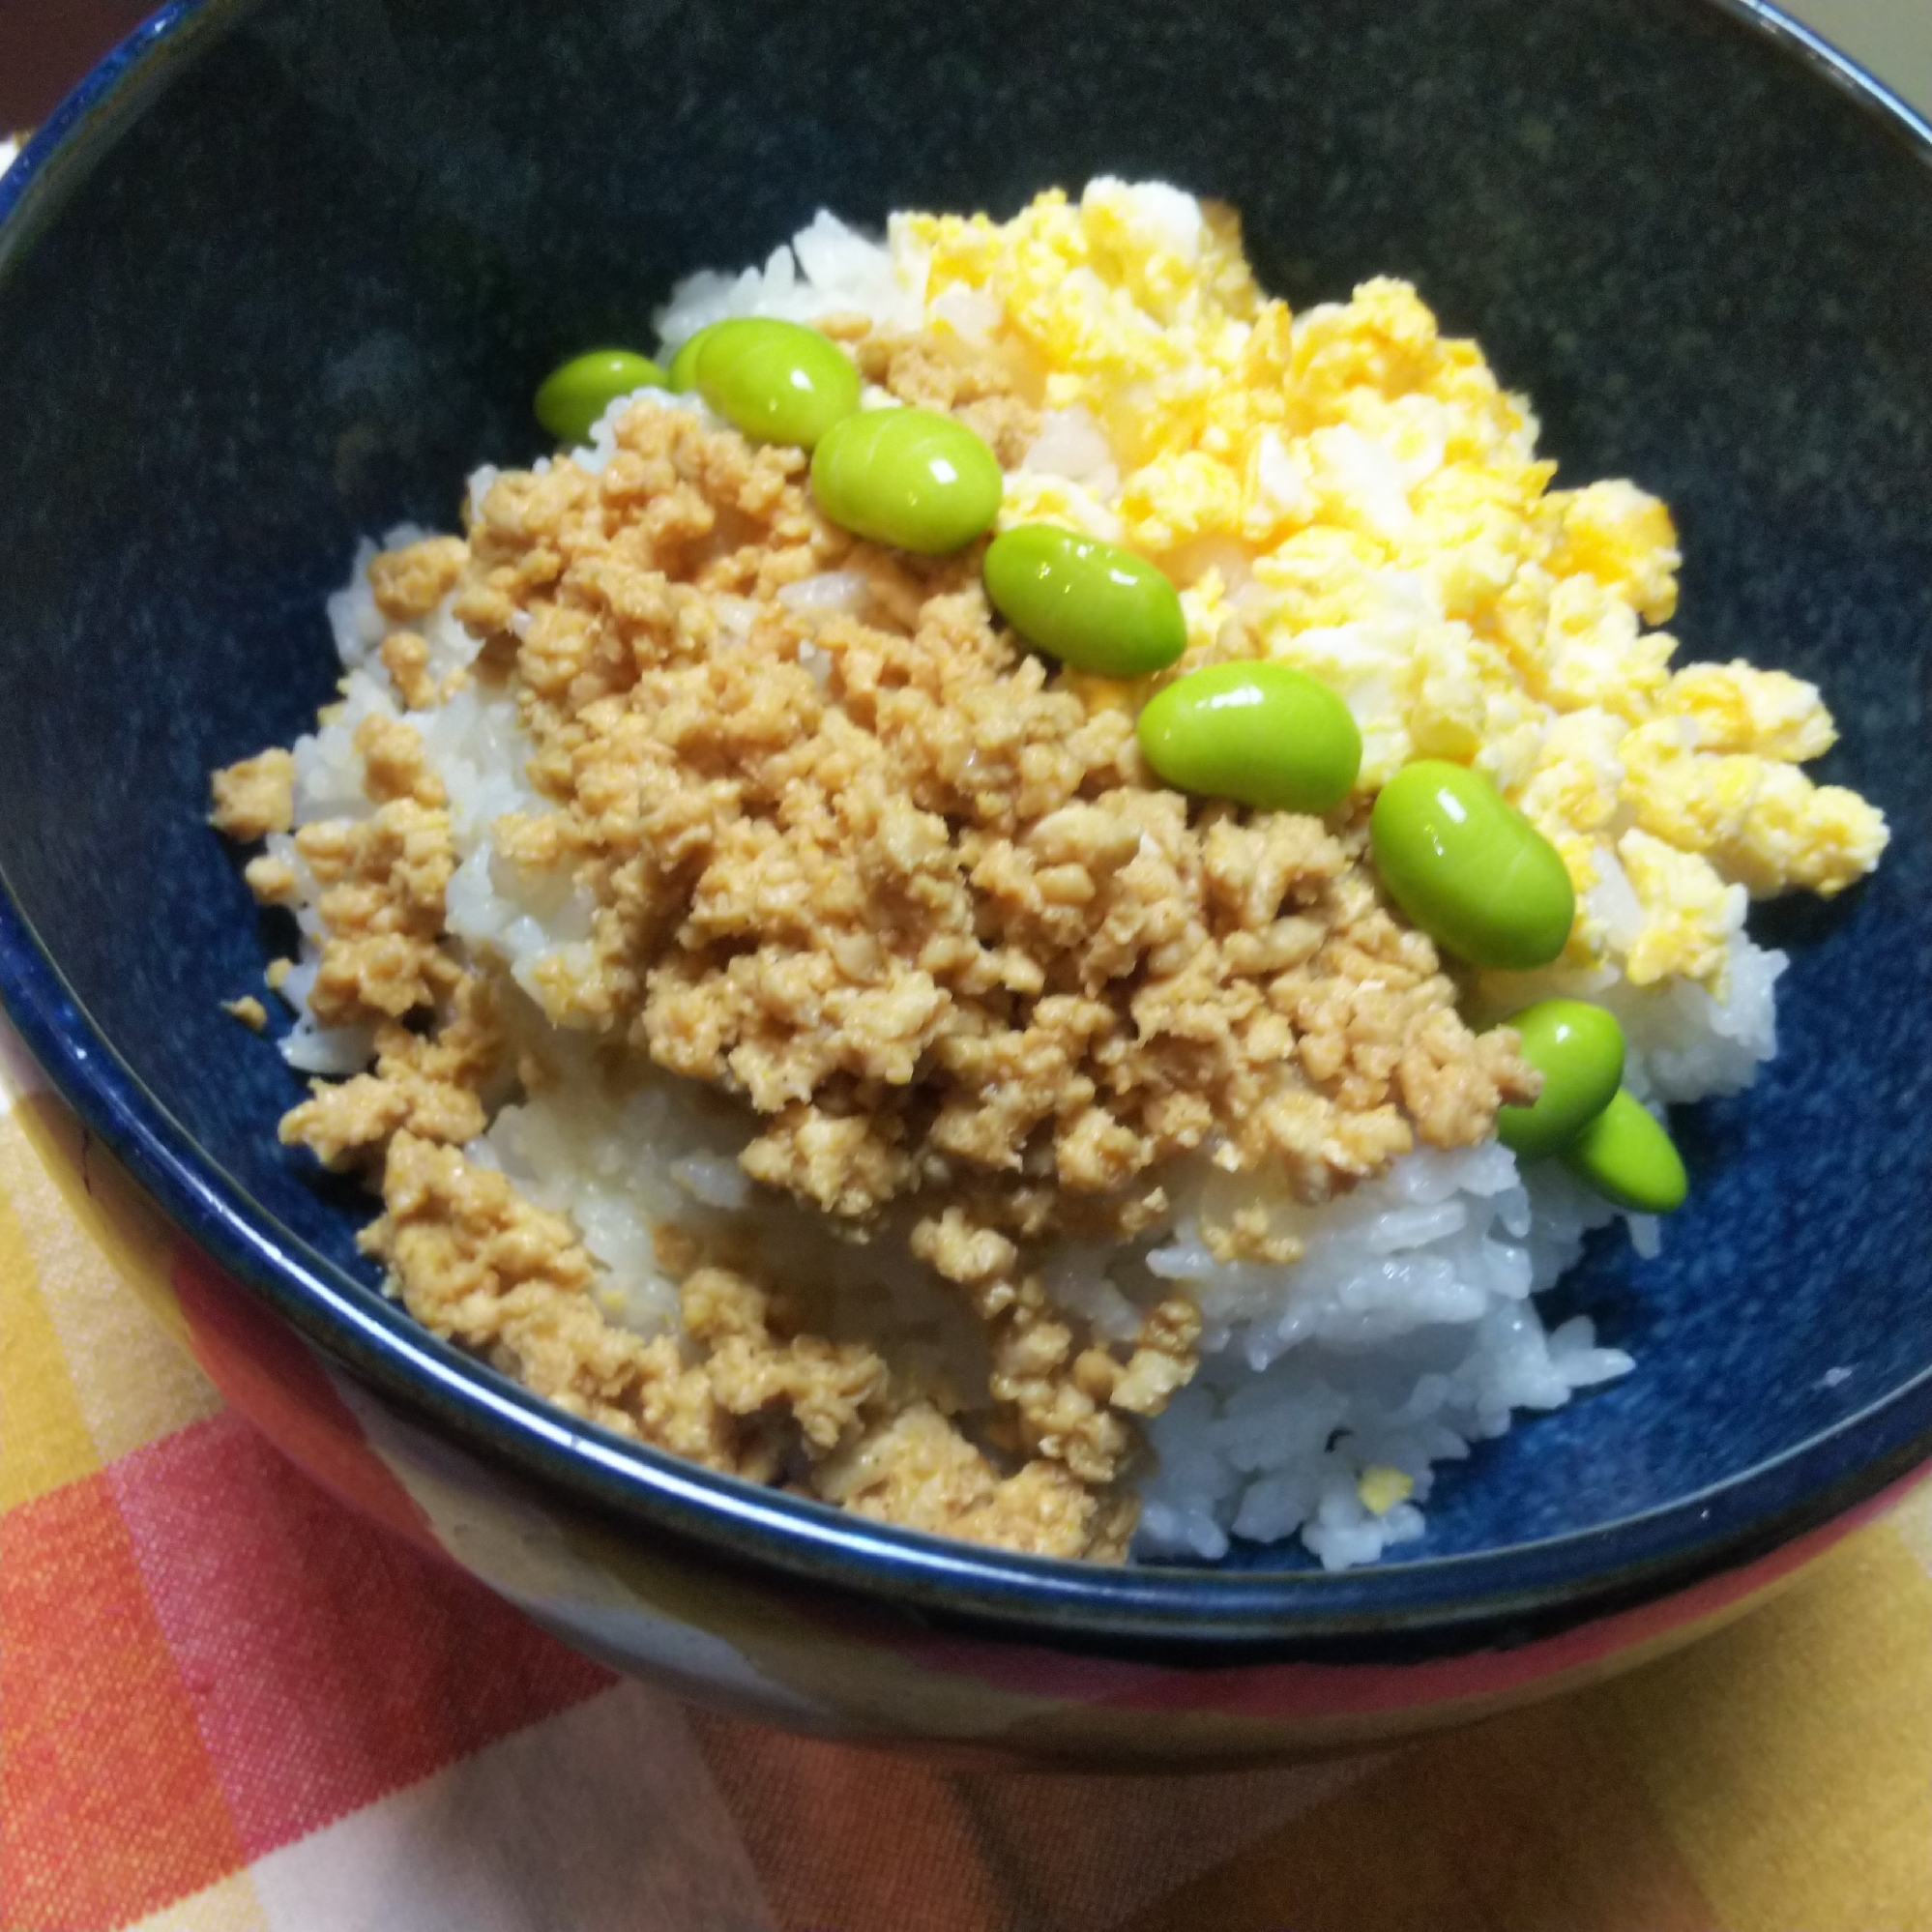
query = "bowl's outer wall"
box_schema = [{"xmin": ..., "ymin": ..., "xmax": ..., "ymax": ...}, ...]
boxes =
[
  {"xmin": 166, "ymin": 1228, "xmax": 1926, "ymax": 1764},
  {"xmin": 0, "ymin": 0, "xmax": 1929, "ymax": 1578}
]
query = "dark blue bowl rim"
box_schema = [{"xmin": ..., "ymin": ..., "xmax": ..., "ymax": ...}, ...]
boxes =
[{"xmin": 3, "ymin": 0, "xmax": 1931, "ymax": 1653}]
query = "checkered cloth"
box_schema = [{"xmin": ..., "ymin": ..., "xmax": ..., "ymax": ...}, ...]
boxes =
[{"xmin": 4, "ymin": 1012, "xmax": 1931, "ymax": 1931}]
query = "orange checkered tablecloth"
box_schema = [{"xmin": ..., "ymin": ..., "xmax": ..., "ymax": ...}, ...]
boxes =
[{"xmin": 5, "ymin": 1016, "xmax": 1932, "ymax": 1932}]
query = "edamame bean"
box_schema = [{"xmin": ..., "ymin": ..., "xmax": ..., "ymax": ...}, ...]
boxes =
[
  {"xmin": 533, "ymin": 349, "xmax": 667, "ymax": 445},
  {"xmin": 665, "ymin": 325, "xmax": 717, "ymax": 394},
  {"xmin": 809, "ymin": 407, "xmax": 1003, "ymax": 553},
  {"xmin": 982, "ymin": 524, "xmax": 1186, "ymax": 679},
  {"xmin": 1369, "ymin": 760, "xmax": 1575, "ymax": 970},
  {"xmin": 692, "ymin": 317, "xmax": 860, "ymax": 450},
  {"xmin": 1137, "ymin": 660, "xmax": 1361, "ymax": 810},
  {"xmin": 1562, "ymin": 1089, "xmax": 1688, "ymax": 1213},
  {"xmin": 1493, "ymin": 999, "xmax": 1625, "ymax": 1159}
]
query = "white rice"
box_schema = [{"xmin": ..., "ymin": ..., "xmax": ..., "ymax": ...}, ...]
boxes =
[
  {"xmin": 652, "ymin": 209, "xmax": 927, "ymax": 354},
  {"xmin": 263, "ymin": 201, "xmax": 1787, "ymax": 1567}
]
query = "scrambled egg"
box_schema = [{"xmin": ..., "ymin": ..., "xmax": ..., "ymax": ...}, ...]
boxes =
[
  {"xmin": 895, "ymin": 180, "xmax": 1888, "ymax": 993},
  {"xmin": 1357, "ymin": 1464, "xmax": 1416, "ymax": 1517}
]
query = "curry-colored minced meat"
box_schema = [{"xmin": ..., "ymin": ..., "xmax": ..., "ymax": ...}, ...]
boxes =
[{"xmin": 214, "ymin": 328, "xmax": 1537, "ymax": 1560}]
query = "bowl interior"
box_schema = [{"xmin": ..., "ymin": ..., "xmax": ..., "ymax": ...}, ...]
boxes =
[{"xmin": 2, "ymin": 0, "xmax": 1930, "ymax": 1577}]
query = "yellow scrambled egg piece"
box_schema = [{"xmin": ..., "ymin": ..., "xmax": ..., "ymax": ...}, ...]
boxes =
[
  {"xmin": 1357, "ymin": 1465, "xmax": 1416, "ymax": 1516},
  {"xmin": 898, "ymin": 180, "xmax": 1888, "ymax": 990},
  {"xmin": 1662, "ymin": 659, "xmax": 1837, "ymax": 759},
  {"xmin": 1618, "ymin": 830, "xmax": 1744, "ymax": 987}
]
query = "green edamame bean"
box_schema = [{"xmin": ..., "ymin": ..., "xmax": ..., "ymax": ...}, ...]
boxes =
[
  {"xmin": 665, "ymin": 325, "xmax": 717, "ymax": 394},
  {"xmin": 1137, "ymin": 660, "xmax": 1360, "ymax": 810},
  {"xmin": 1562, "ymin": 1089, "xmax": 1688, "ymax": 1214},
  {"xmin": 982, "ymin": 524, "xmax": 1186, "ymax": 679},
  {"xmin": 693, "ymin": 317, "xmax": 860, "ymax": 450},
  {"xmin": 533, "ymin": 349, "xmax": 667, "ymax": 445},
  {"xmin": 1369, "ymin": 760, "xmax": 1575, "ymax": 970},
  {"xmin": 1493, "ymin": 999, "xmax": 1626, "ymax": 1160},
  {"xmin": 809, "ymin": 407, "xmax": 1004, "ymax": 553}
]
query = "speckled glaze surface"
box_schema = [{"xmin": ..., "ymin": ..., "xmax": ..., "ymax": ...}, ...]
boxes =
[{"xmin": 2, "ymin": 0, "xmax": 1930, "ymax": 1758}]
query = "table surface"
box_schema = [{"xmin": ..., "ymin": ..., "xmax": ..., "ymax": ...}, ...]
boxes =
[{"xmin": 6, "ymin": 9, "xmax": 1932, "ymax": 1929}]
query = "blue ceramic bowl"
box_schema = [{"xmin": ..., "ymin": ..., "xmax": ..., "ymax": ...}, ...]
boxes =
[{"xmin": 3, "ymin": 0, "xmax": 1931, "ymax": 1764}]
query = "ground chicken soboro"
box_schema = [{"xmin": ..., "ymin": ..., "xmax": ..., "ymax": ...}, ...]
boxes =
[{"xmin": 213, "ymin": 333, "xmax": 1537, "ymax": 1561}]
